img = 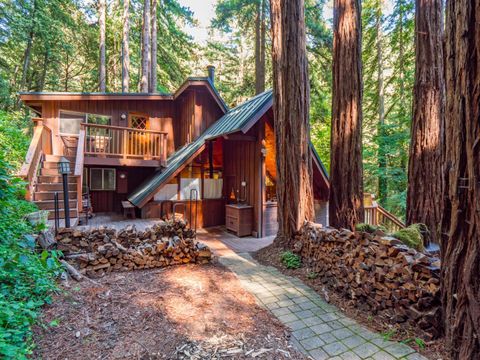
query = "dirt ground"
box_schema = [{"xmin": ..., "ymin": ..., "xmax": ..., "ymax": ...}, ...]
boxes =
[
  {"xmin": 254, "ymin": 243, "xmax": 448, "ymax": 360},
  {"xmin": 33, "ymin": 263, "xmax": 307, "ymax": 360}
]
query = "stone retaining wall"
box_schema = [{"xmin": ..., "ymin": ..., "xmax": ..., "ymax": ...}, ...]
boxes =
[{"xmin": 294, "ymin": 222, "xmax": 441, "ymax": 339}]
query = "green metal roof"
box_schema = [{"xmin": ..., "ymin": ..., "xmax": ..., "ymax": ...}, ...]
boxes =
[{"xmin": 128, "ymin": 90, "xmax": 273, "ymax": 207}]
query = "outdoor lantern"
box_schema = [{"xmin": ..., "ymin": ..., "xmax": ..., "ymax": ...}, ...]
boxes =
[
  {"xmin": 57, "ymin": 157, "xmax": 71, "ymax": 175},
  {"xmin": 57, "ymin": 157, "xmax": 71, "ymax": 228}
]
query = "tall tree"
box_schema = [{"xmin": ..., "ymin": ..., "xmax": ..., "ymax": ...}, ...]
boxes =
[
  {"xmin": 254, "ymin": 0, "xmax": 266, "ymax": 94},
  {"xmin": 329, "ymin": 0, "xmax": 364, "ymax": 230},
  {"xmin": 270, "ymin": 0, "xmax": 314, "ymax": 243},
  {"xmin": 140, "ymin": 0, "xmax": 151, "ymax": 92},
  {"xmin": 122, "ymin": 0, "xmax": 130, "ymax": 92},
  {"xmin": 406, "ymin": 0, "xmax": 444, "ymax": 244},
  {"xmin": 212, "ymin": 0, "xmax": 268, "ymax": 95},
  {"xmin": 99, "ymin": 0, "xmax": 107, "ymax": 92},
  {"xmin": 441, "ymin": 0, "xmax": 480, "ymax": 358},
  {"xmin": 149, "ymin": 0, "xmax": 158, "ymax": 93}
]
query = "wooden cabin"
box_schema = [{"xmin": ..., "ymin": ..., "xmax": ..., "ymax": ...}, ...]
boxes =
[{"xmin": 19, "ymin": 70, "xmax": 330, "ymax": 237}]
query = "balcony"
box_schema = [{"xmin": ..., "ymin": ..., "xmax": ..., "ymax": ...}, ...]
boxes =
[{"xmin": 81, "ymin": 123, "xmax": 168, "ymax": 167}]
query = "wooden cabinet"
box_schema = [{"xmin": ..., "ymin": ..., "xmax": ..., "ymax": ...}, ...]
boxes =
[{"xmin": 225, "ymin": 204, "xmax": 253, "ymax": 237}]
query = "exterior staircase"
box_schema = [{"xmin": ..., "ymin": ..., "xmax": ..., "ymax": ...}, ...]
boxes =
[{"xmin": 33, "ymin": 155, "xmax": 78, "ymax": 220}]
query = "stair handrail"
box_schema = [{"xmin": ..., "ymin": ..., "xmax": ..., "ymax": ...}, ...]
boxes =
[
  {"xmin": 363, "ymin": 195, "xmax": 405, "ymax": 232},
  {"xmin": 74, "ymin": 128, "xmax": 86, "ymax": 212},
  {"xmin": 19, "ymin": 121, "xmax": 52, "ymax": 201}
]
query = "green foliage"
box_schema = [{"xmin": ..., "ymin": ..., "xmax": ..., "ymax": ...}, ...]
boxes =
[
  {"xmin": 0, "ymin": 112, "xmax": 61, "ymax": 358},
  {"xmin": 381, "ymin": 328, "xmax": 396, "ymax": 341},
  {"xmin": 280, "ymin": 251, "xmax": 301, "ymax": 269},
  {"xmin": 393, "ymin": 224, "xmax": 425, "ymax": 251},
  {"xmin": 307, "ymin": 271, "xmax": 318, "ymax": 279},
  {"xmin": 355, "ymin": 223, "xmax": 387, "ymax": 234}
]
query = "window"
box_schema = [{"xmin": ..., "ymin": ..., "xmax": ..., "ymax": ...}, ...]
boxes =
[
  {"xmin": 90, "ymin": 168, "xmax": 116, "ymax": 191},
  {"xmin": 87, "ymin": 114, "xmax": 111, "ymax": 126},
  {"xmin": 59, "ymin": 111, "xmax": 86, "ymax": 135}
]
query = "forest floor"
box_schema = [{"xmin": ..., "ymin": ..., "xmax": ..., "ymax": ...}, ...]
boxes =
[
  {"xmin": 254, "ymin": 243, "xmax": 448, "ymax": 360},
  {"xmin": 33, "ymin": 263, "xmax": 305, "ymax": 359}
]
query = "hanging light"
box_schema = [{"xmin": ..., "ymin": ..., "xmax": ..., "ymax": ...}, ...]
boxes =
[{"xmin": 57, "ymin": 157, "xmax": 71, "ymax": 175}]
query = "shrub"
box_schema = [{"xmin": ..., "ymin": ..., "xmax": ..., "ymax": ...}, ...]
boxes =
[
  {"xmin": 393, "ymin": 224, "xmax": 426, "ymax": 251},
  {"xmin": 355, "ymin": 223, "xmax": 387, "ymax": 233},
  {"xmin": 0, "ymin": 112, "xmax": 61, "ymax": 358},
  {"xmin": 280, "ymin": 251, "xmax": 301, "ymax": 269}
]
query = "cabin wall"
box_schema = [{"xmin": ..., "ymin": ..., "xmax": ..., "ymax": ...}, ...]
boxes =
[
  {"xmin": 175, "ymin": 87, "xmax": 224, "ymax": 148},
  {"xmin": 42, "ymin": 100, "xmax": 176, "ymax": 156},
  {"xmin": 223, "ymin": 123, "xmax": 262, "ymax": 235},
  {"xmin": 86, "ymin": 166, "xmax": 155, "ymax": 214}
]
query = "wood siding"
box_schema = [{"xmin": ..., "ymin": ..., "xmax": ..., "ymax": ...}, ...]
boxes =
[
  {"xmin": 88, "ymin": 166, "xmax": 155, "ymax": 213},
  {"xmin": 175, "ymin": 87, "xmax": 224, "ymax": 148},
  {"xmin": 32, "ymin": 86, "xmax": 224, "ymax": 157},
  {"xmin": 223, "ymin": 122, "xmax": 262, "ymax": 235}
]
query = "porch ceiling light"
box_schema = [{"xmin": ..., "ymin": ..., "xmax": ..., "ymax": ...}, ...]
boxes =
[{"xmin": 57, "ymin": 157, "xmax": 71, "ymax": 175}]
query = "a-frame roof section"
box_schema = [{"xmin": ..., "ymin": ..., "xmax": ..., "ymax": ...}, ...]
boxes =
[
  {"xmin": 128, "ymin": 90, "xmax": 330, "ymax": 207},
  {"xmin": 128, "ymin": 90, "xmax": 273, "ymax": 207}
]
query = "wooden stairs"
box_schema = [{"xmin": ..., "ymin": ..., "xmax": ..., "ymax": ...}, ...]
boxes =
[{"xmin": 32, "ymin": 155, "xmax": 78, "ymax": 220}]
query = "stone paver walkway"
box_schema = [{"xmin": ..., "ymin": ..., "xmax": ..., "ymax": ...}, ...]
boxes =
[{"xmin": 219, "ymin": 252, "xmax": 427, "ymax": 360}]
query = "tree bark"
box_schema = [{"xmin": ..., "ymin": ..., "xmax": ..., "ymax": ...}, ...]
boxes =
[
  {"xmin": 255, "ymin": 0, "xmax": 266, "ymax": 94},
  {"xmin": 270, "ymin": 0, "xmax": 314, "ymax": 244},
  {"xmin": 375, "ymin": 6, "xmax": 387, "ymax": 204},
  {"xmin": 140, "ymin": 0, "xmax": 151, "ymax": 92},
  {"xmin": 122, "ymin": 0, "xmax": 130, "ymax": 92},
  {"xmin": 441, "ymin": 0, "xmax": 480, "ymax": 358},
  {"xmin": 406, "ymin": 0, "xmax": 445, "ymax": 245},
  {"xmin": 329, "ymin": 0, "xmax": 364, "ymax": 230},
  {"xmin": 99, "ymin": 0, "xmax": 106, "ymax": 92},
  {"xmin": 149, "ymin": 0, "xmax": 158, "ymax": 93}
]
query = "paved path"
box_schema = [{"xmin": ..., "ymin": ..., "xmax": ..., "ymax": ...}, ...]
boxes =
[{"xmin": 218, "ymin": 251, "xmax": 427, "ymax": 360}]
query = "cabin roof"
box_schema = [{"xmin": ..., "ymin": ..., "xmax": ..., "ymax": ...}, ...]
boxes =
[
  {"xmin": 128, "ymin": 90, "xmax": 329, "ymax": 207},
  {"xmin": 19, "ymin": 77, "xmax": 228, "ymax": 113}
]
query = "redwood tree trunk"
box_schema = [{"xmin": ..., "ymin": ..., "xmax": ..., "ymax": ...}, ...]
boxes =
[
  {"xmin": 255, "ymin": 0, "xmax": 266, "ymax": 94},
  {"xmin": 99, "ymin": 0, "xmax": 106, "ymax": 92},
  {"xmin": 406, "ymin": 0, "xmax": 444, "ymax": 245},
  {"xmin": 329, "ymin": 0, "xmax": 364, "ymax": 230},
  {"xmin": 122, "ymin": 0, "xmax": 130, "ymax": 93},
  {"xmin": 140, "ymin": 0, "xmax": 151, "ymax": 92},
  {"xmin": 270, "ymin": 0, "xmax": 314, "ymax": 243},
  {"xmin": 441, "ymin": 0, "xmax": 480, "ymax": 358},
  {"xmin": 149, "ymin": 0, "xmax": 157, "ymax": 93}
]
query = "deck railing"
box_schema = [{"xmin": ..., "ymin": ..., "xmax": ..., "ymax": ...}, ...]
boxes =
[{"xmin": 82, "ymin": 123, "xmax": 167, "ymax": 165}]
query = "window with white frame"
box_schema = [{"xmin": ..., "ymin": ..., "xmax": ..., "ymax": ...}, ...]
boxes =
[
  {"xmin": 60, "ymin": 111, "xmax": 112, "ymax": 135},
  {"xmin": 59, "ymin": 111, "xmax": 86, "ymax": 135},
  {"xmin": 90, "ymin": 168, "xmax": 116, "ymax": 191}
]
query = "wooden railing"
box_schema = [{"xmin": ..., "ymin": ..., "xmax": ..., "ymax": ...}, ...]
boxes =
[
  {"xmin": 364, "ymin": 203, "xmax": 405, "ymax": 232},
  {"xmin": 19, "ymin": 120, "xmax": 52, "ymax": 200},
  {"xmin": 82, "ymin": 123, "xmax": 167, "ymax": 165}
]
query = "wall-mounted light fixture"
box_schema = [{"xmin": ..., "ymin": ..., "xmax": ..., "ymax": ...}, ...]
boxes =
[
  {"xmin": 261, "ymin": 139, "xmax": 267, "ymax": 157},
  {"xmin": 119, "ymin": 173, "xmax": 126, "ymax": 179},
  {"xmin": 120, "ymin": 113, "xmax": 127, "ymax": 120}
]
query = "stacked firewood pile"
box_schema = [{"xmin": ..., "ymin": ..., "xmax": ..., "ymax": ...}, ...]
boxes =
[
  {"xmin": 294, "ymin": 222, "xmax": 441, "ymax": 339},
  {"xmin": 56, "ymin": 220, "xmax": 212, "ymax": 278}
]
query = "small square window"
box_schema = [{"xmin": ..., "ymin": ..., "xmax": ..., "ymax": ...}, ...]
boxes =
[{"xmin": 90, "ymin": 168, "xmax": 115, "ymax": 191}]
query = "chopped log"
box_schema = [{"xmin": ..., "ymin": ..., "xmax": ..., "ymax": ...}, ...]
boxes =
[{"xmin": 60, "ymin": 259, "xmax": 83, "ymax": 281}]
